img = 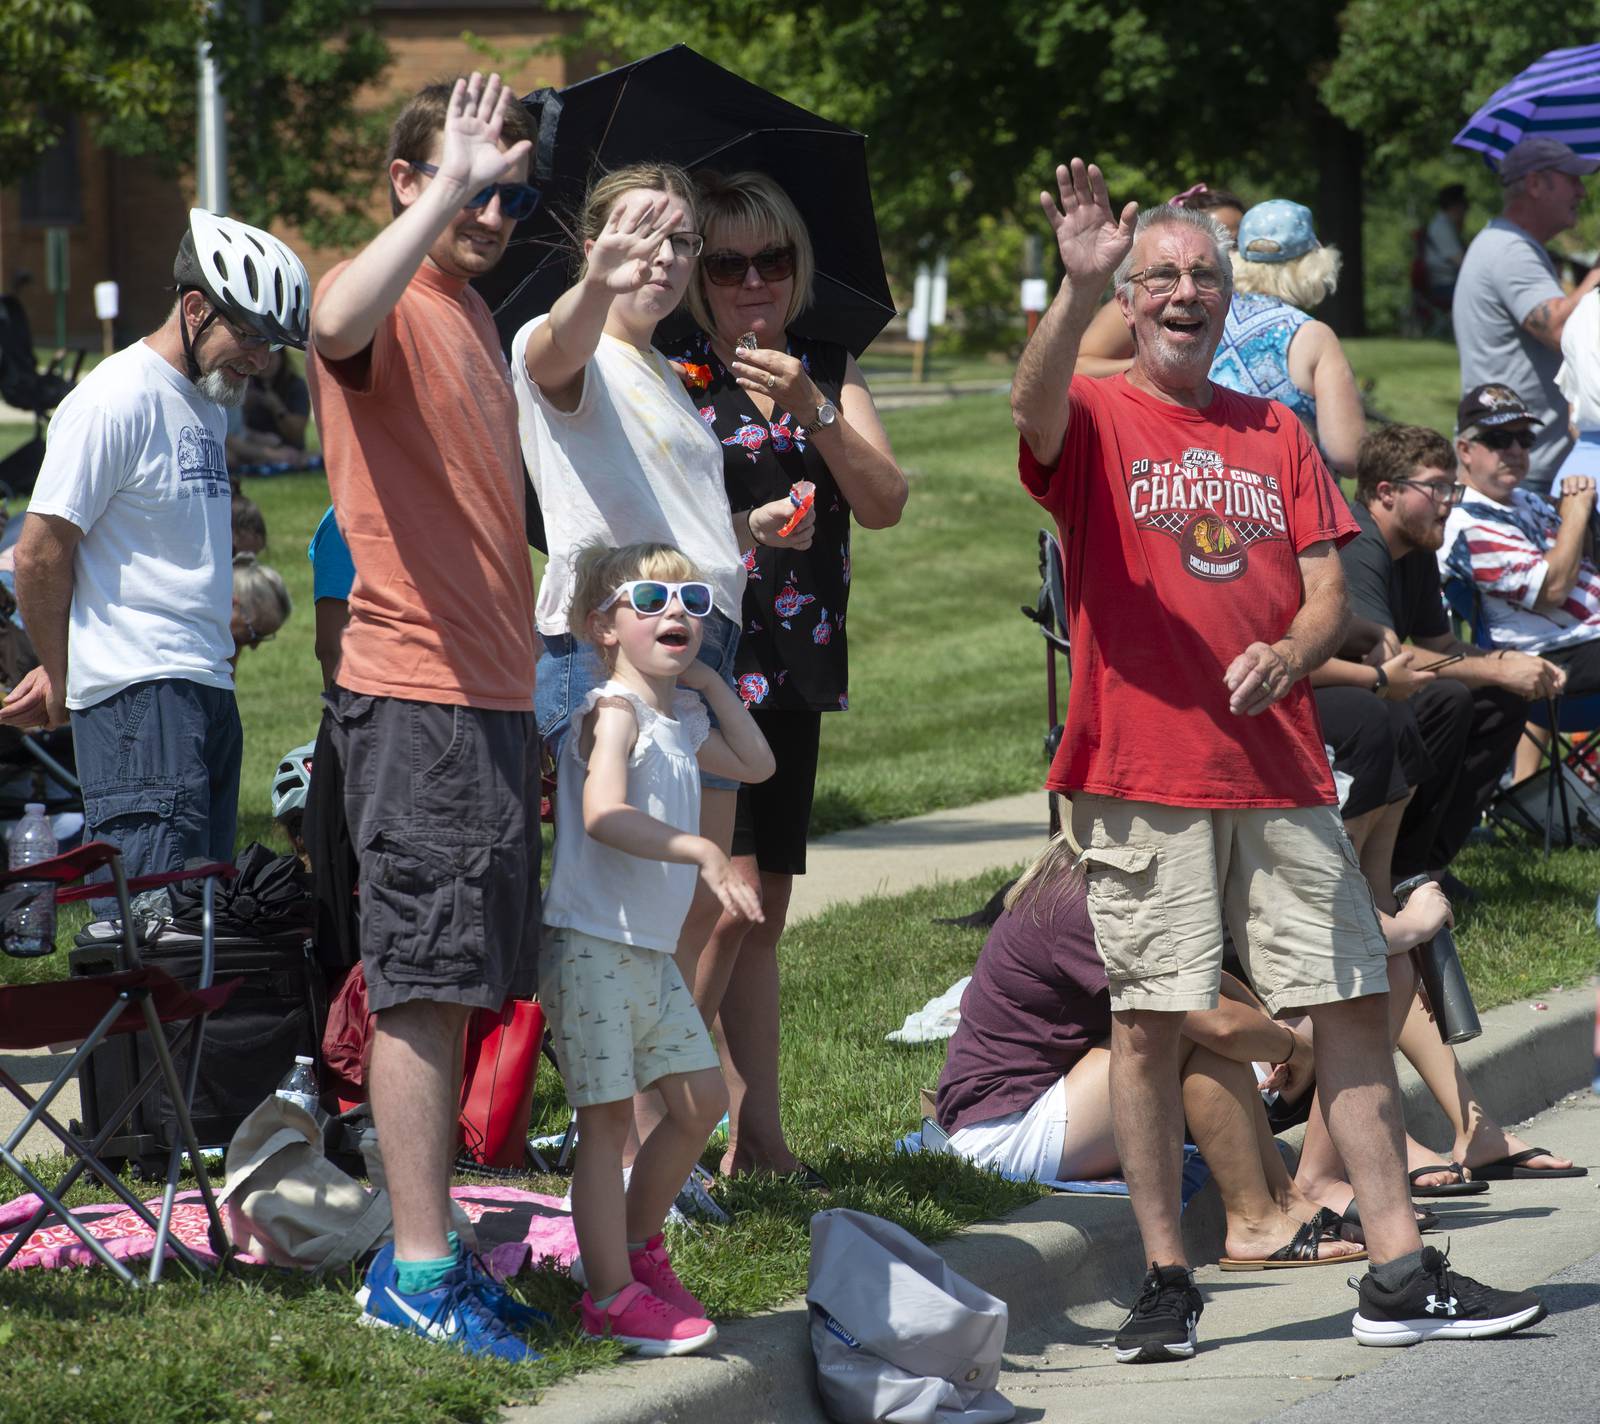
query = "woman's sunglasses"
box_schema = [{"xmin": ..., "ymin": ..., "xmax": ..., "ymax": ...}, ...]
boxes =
[
  {"xmin": 599, "ymin": 580, "xmax": 713, "ymax": 618},
  {"xmin": 702, "ymin": 246, "xmax": 796, "ymax": 287},
  {"xmin": 408, "ymin": 161, "xmax": 542, "ymax": 221}
]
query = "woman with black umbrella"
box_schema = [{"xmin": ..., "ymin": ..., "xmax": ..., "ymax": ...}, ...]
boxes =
[{"xmin": 663, "ymin": 170, "xmax": 908, "ymax": 1185}]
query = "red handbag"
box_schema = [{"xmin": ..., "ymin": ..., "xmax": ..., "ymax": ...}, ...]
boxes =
[{"xmin": 457, "ymin": 998, "xmax": 545, "ymax": 1169}]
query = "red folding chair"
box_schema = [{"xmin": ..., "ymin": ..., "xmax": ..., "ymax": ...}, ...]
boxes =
[{"xmin": 0, "ymin": 842, "xmax": 236, "ymax": 1284}]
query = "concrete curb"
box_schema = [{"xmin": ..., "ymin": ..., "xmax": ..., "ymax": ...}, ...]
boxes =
[{"xmin": 509, "ymin": 983, "xmax": 1597, "ymax": 1424}]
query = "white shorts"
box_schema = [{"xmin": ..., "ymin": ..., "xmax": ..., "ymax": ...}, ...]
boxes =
[{"xmin": 946, "ymin": 1077, "xmax": 1067, "ymax": 1183}]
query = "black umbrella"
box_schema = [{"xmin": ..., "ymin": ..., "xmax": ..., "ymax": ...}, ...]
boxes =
[{"xmin": 473, "ymin": 44, "xmax": 895, "ymax": 358}]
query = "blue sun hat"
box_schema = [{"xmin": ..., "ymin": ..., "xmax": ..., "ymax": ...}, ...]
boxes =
[{"xmin": 1236, "ymin": 199, "xmax": 1319, "ymax": 264}]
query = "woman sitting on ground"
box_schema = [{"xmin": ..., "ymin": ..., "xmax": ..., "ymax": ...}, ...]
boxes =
[{"xmin": 934, "ymin": 834, "xmax": 1363, "ymax": 1269}]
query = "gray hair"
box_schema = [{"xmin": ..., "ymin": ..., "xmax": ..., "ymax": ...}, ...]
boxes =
[
  {"xmin": 232, "ymin": 552, "xmax": 293, "ymax": 634},
  {"xmin": 1113, "ymin": 204, "xmax": 1235, "ymax": 301}
]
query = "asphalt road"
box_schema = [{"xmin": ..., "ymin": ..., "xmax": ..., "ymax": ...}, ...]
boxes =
[{"xmin": 1268, "ymin": 1246, "xmax": 1600, "ymax": 1424}]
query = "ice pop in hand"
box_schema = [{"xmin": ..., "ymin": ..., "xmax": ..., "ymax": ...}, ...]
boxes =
[{"xmin": 777, "ymin": 480, "xmax": 816, "ymax": 538}]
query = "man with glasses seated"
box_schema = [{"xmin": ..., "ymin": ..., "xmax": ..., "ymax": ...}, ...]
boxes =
[
  {"xmin": 0, "ymin": 209, "xmax": 310, "ymax": 894},
  {"xmin": 1441, "ymin": 383, "xmax": 1600, "ymax": 772},
  {"xmin": 1339, "ymin": 417, "xmax": 1562, "ymax": 886}
]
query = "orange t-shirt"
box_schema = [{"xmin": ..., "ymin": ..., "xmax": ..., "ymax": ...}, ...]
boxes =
[{"xmin": 307, "ymin": 260, "xmax": 535, "ymax": 710}]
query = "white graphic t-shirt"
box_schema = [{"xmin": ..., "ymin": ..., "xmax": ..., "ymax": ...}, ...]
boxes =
[{"xmin": 29, "ymin": 340, "xmax": 234, "ymax": 709}]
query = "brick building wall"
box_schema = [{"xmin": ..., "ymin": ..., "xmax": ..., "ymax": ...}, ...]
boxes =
[{"xmin": 0, "ymin": 2, "xmax": 588, "ymax": 350}]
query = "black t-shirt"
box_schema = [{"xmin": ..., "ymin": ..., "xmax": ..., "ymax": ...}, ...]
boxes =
[
  {"xmin": 1339, "ymin": 498, "xmax": 1450, "ymax": 641},
  {"xmin": 663, "ymin": 331, "xmax": 852, "ymax": 712}
]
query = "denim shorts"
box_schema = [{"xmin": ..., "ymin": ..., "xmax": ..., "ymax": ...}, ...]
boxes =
[
  {"xmin": 534, "ymin": 609, "xmax": 742, "ymax": 791},
  {"xmin": 73, "ymin": 678, "xmax": 243, "ymax": 902}
]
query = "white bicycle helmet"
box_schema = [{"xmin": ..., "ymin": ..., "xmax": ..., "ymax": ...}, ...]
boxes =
[
  {"xmin": 174, "ymin": 209, "xmax": 311, "ymax": 351},
  {"xmin": 271, "ymin": 741, "xmax": 316, "ymax": 820}
]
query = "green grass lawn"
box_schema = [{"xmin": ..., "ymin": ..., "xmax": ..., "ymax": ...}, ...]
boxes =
[{"xmin": 0, "ymin": 871, "xmax": 1042, "ymax": 1424}]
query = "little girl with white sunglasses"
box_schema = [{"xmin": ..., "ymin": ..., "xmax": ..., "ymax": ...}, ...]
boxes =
[{"xmin": 541, "ymin": 540, "xmax": 774, "ymax": 1356}]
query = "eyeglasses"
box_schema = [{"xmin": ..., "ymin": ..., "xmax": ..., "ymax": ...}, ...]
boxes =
[
  {"xmin": 237, "ymin": 611, "xmax": 276, "ymax": 650},
  {"xmin": 408, "ymin": 161, "xmax": 542, "ymax": 221},
  {"xmin": 1127, "ymin": 264, "xmax": 1226, "ymax": 296},
  {"xmin": 1472, "ymin": 428, "xmax": 1537, "ymax": 452},
  {"xmin": 702, "ymin": 246, "xmax": 797, "ymax": 287},
  {"xmin": 1394, "ymin": 478, "xmax": 1466, "ymax": 506},
  {"xmin": 214, "ymin": 310, "xmax": 281, "ymax": 353},
  {"xmin": 599, "ymin": 580, "xmax": 713, "ymax": 618}
]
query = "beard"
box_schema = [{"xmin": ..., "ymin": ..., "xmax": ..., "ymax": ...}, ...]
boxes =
[{"xmin": 196, "ymin": 367, "xmax": 248, "ymax": 408}]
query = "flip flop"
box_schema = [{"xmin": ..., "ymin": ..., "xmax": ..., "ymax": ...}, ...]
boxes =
[
  {"xmin": 1330, "ymin": 1201, "xmax": 1439, "ymax": 1246},
  {"xmin": 1468, "ymin": 1147, "xmax": 1588, "ymax": 1180},
  {"xmin": 1409, "ymin": 1162, "xmax": 1489, "ymax": 1197},
  {"xmin": 1218, "ymin": 1214, "xmax": 1367, "ymax": 1271}
]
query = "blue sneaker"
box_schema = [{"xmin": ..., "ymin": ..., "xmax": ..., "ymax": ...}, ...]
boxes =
[
  {"xmin": 461, "ymin": 1251, "xmax": 550, "ymax": 1334},
  {"xmin": 357, "ymin": 1247, "xmax": 541, "ymax": 1362}
]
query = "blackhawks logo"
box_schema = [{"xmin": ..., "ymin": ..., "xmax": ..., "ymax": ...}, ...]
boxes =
[{"xmin": 1127, "ymin": 455, "xmax": 1289, "ymax": 583}]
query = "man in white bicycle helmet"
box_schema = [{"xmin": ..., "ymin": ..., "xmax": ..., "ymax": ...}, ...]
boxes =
[
  {"xmin": 1, "ymin": 211, "xmax": 309, "ymax": 900},
  {"xmin": 271, "ymin": 741, "xmax": 315, "ymax": 869}
]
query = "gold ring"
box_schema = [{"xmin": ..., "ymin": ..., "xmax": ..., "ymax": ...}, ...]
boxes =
[{"xmin": 766, "ymin": 374, "xmax": 776, "ymax": 390}]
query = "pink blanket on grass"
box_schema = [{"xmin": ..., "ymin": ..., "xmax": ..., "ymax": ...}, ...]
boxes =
[{"xmin": 0, "ymin": 1183, "xmax": 578, "ymax": 1274}]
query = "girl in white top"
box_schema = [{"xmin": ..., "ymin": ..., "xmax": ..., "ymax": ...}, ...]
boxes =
[
  {"xmin": 514, "ymin": 163, "xmax": 814, "ymax": 968},
  {"xmin": 541, "ymin": 540, "xmax": 773, "ymax": 1355}
]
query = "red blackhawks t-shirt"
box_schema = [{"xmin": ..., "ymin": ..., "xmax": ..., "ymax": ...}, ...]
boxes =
[{"xmin": 1019, "ymin": 375, "xmax": 1358, "ymax": 809}]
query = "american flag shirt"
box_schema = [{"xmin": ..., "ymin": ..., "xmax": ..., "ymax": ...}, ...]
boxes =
[{"xmin": 1439, "ymin": 487, "xmax": 1600, "ymax": 652}]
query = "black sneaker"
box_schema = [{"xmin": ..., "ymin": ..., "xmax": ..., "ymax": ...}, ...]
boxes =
[
  {"xmin": 1351, "ymin": 1245, "xmax": 1546, "ymax": 1346},
  {"xmin": 1114, "ymin": 1262, "xmax": 1203, "ymax": 1363}
]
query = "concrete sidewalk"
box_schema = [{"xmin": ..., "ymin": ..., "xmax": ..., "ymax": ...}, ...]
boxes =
[
  {"xmin": 513, "ymin": 983, "xmax": 1600, "ymax": 1424},
  {"xmin": 786, "ymin": 789, "xmax": 1048, "ymax": 924}
]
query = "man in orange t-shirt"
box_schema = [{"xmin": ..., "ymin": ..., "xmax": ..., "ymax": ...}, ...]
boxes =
[{"xmin": 306, "ymin": 73, "xmax": 543, "ymax": 1358}]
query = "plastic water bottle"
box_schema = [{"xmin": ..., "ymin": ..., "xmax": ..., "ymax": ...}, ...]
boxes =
[
  {"xmin": 5, "ymin": 802, "xmax": 57, "ymax": 957},
  {"xmin": 275, "ymin": 1055, "xmax": 325, "ymax": 1124}
]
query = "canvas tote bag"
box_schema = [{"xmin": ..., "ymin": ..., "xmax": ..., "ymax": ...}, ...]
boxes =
[{"xmin": 807, "ymin": 1208, "xmax": 1014, "ymax": 1424}]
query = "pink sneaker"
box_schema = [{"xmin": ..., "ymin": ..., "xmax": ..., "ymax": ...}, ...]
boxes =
[
  {"xmin": 579, "ymin": 1282, "xmax": 718, "ymax": 1357},
  {"xmin": 629, "ymin": 1233, "xmax": 706, "ymax": 1316}
]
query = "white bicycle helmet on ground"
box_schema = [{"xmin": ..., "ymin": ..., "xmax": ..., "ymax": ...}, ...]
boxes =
[
  {"xmin": 271, "ymin": 741, "xmax": 316, "ymax": 820},
  {"xmin": 174, "ymin": 209, "xmax": 311, "ymax": 351}
]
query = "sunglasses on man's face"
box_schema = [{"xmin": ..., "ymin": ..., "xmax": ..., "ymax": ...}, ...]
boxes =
[
  {"xmin": 599, "ymin": 580, "xmax": 713, "ymax": 618},
  {"xmin": 702, "ymin": 246, "xmax": 796, "ymax": 287},
  {"xmin": 1472, "ymin": 427, "xmax": 1536, "ymax": 452},
  {"xmin": 408, "ymin": 161, "xmax": 541, "ymax": 221}
]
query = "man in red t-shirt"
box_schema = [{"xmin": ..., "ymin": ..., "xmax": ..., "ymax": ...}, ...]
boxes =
[{"xmin": 1012, "ymin": 158, "xmax": 1545, "ymax": 1361}]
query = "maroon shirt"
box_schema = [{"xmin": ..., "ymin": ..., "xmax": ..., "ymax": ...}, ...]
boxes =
[{"xmin": 935, "ymin": 876, "xmax": 1112, "ymax": 1134}]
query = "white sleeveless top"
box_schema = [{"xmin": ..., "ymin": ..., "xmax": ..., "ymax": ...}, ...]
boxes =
[{"xmin": 542, "ymin": 681, "xmax": 710, "ymax": 952}]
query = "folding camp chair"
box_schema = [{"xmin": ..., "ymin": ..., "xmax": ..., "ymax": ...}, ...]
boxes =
[
  {"xmin": 1442, "ymin": 573, "xmax": 1600, "ymax": 854},
  {"xmin": 1019, "ymin": 527, "xmax": 1070, "ymax": 837},
  {"xmin": 0, "ymin": 843, "xmax": 235, "ymax": 1284}
]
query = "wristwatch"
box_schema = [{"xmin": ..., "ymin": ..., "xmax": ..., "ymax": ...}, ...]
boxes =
[
  {"xmin": 1372, "ymin": 664, "xmax": 1389, "ymax": 695},
  {"xmin": 813, "ymin": 398, "xmax": 839, "ymax": 429}
]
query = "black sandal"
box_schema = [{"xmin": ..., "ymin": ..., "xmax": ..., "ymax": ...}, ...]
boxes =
[{"xmin": 1218, "ymin": 1214, "xmax": 1366, "ymax": 1270}]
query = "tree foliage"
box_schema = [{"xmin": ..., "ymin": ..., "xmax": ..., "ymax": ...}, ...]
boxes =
[
  {"xmin": 0, "ymin": 0, "xmax": 198, "ymax": 175},
  {"xmin": 3, "ymin": 0, "xmax": 390, "ymax": 247}
]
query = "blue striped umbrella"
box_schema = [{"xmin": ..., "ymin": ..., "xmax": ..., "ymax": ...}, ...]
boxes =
[{"xmin": 1454, "ymin": 42, "xmax": 1600, "ymax": 165}]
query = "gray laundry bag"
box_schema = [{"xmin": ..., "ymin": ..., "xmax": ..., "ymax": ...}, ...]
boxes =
[{"xmin": 806, "ymin": 1208, "xmax": 1014, "ymax": 1424}]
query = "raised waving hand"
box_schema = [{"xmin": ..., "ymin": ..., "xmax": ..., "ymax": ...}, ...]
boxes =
[
  {"xmin": 434, "ymin": 71, "xmax": 532, "ymax": 196},
  {"xmin": 1040, "ymin": 158, "xmax": 1139, "ymax": 292},
  {"xmin": 585, "ymin": 190, "xmax": 689, "ymax": 294}
]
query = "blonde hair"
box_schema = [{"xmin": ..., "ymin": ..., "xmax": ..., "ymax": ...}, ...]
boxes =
[
  {"xmin": 574, "ymin": 162, "xmax": 699, "ymax": 284},
  {"xmin": 685, "ymin": 169, "xmax": 816, "ymax": 335},
  {"xmin": 232, "ymin": 552, "xmax": 292, "ymax": 634},
  {"xmin": 568, "ymin": 541, "xmax": 702, "ymax": 649},
  {"xmin": 1229, "ymin": 244, "xmax": 1342, "ymax": 310},
  {"xmin": 1001, "ymin": 832, "xmax": 1084, "ymax": 921}
]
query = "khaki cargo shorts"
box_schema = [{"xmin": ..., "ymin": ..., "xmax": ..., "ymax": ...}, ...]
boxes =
[{"xmin": 1068, "ymin": 793, "xmax": 1390, "ymax": 1015}]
